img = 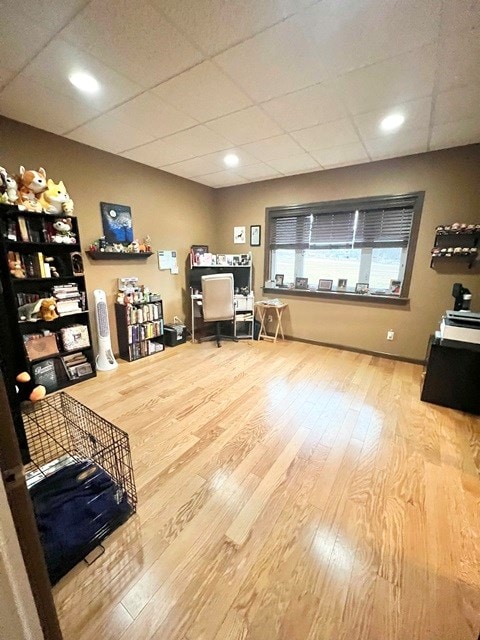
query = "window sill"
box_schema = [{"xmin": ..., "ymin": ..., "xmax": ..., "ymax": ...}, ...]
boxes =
[{"xmin": 262, "ymin": 287, "xmax": 410, "ymax": 305}]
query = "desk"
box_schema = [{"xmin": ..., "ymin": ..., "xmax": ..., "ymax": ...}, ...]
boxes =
[
  {"xmin": 255, "ymin": 302, "xmax": 287, "ymax": 342},
  {"xmin": 191, "ymin": 293, "xmax": 254, "ymax": 342}
]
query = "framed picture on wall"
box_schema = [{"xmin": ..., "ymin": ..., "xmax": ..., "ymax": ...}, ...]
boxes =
[
  {"xmin": 100, "ymin": 202, "xmax": 133, "ymax": 244},
  {"xmin": 250, "ymin": 225, "xmax": 261, "ymax": 246},
  {"xmin": 234, "ymin": 226, "xmax": 246, "ymax": 244}
]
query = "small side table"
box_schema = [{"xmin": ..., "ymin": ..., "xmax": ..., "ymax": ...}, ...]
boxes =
[{"xmin": 255, "ymin": 302, "xmax": 288, "ymax": 342}]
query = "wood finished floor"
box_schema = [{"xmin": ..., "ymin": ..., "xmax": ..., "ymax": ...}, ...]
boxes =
[{"xmin": 54, "ymin": 340, "xmax": 480, "ymax": 640}]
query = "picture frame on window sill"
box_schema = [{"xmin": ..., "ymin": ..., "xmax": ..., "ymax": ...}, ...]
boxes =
[
  {"xmin": 317, "ymin": 279, "xmax": 333, "ymax": 291},
  {"xmin": 295, "ymin": 277, "xmax": 309, "ymax": 290},
  {"xmin": 355, "ymin": 282, "xmax": 370, "ymax": 294},
  {"xmin": 275, "ymin": 273, "xmax": 284, "ymax": 287},
  {"xmin": 390, "ymin": 279, "xmax": 402, "ymax": 295},
  {"xmin": 337, "ymin": 278, "xmax": 347, "ymax": 290},
  {"xmin": 250, "ymin": 225, "xmax": 261, "ymax": 247}
]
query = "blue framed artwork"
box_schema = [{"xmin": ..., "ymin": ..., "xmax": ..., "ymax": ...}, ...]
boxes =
[{"xmin": 100, "ymin": 202, "xmax": 133, "ymax": 244}]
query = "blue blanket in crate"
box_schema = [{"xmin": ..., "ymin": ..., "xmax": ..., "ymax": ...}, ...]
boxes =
[{"xmin": 30, "ymin": 460, "xmax": 132, "ymax": 584}]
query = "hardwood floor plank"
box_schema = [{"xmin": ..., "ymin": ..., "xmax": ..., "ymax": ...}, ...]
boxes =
[{"xmin": 51, "ymin": 341, "xmax": 480, "ymax": 640}]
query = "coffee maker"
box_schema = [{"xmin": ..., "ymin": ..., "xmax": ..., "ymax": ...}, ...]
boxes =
[{"xmin": 452, "ymin": 282, "xmax": 472, "ymax": 311}]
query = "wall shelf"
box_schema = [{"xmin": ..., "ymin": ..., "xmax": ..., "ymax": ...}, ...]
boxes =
[{"xmin": 86, "ymin": 251, "xmax": 153, "ymax": 260}]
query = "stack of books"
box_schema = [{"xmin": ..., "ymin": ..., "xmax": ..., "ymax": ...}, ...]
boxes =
[
  {"xmin": 126, "ymin": 302, "xmax": 162, "ymax": 325},
  {"xmin": 61, "ymin": 353, "xmax": 93, "ymax": 380},
  {"xmin": 52, "ymin": 283, "xmax": 83, "ymax": 316}
]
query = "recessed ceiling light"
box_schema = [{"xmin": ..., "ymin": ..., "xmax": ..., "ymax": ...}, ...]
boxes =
[
  {"xmin": 224, "ymin": 153, "xmax": 239, "ymax": 168},
  {"xmin": 380, "ymin": 113, "xmax": 405, "ymax": 132},
  {"xmin": 69, "ymin": 71, "xmax": 100, "ymax": 93}
]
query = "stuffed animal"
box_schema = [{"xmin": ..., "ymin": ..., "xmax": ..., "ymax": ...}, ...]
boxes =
[
  {"xmin": 8, "ymin": 251, "xmax": 25, "ymax": 278},
  {"xmin": 0, "ymin": 167, "xmax": 24, "ymax": 207},
  {"xmin": 113, "ymin": 243, "xmax": 124, "ymax": 252},
  {"xmin": 15, "ymin": 371, "xmax": 46, "ymax": 403},
  {"xmin": 18, "ymin": 300, "xmax": 43, "ymax": 322},
  {"xmin": 39, "ymin": 298, "xmax": 58, "ymax": 321},
  {"xmin": 143, "ymin": 235, "xmax": 152, "ymax": 252},
  {"xmin": 39, "ymin": 179, "xmax": 74, "ymax": 214},
  {"xmin": 128, "ymin": 240, "xmax": 140, "ymax": 253},
  {"xmin": 52, "ymin": 218, "xmax": 76, "ymax": 244},
  {"xmin": 17, "ymin": 166, "xmax": 47, "ymax": 212}
]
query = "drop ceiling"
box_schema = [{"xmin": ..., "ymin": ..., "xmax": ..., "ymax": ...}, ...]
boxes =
[{"xmin": 1, "ymin": 0, "xmax": 479, "ymax": 188}]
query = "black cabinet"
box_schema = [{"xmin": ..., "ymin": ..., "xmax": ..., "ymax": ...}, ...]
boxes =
[{"xmin": 421, "ymin": 335, "xmax": 480, "ymax": 414}]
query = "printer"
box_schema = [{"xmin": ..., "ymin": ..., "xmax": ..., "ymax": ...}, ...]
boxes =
[{"xmin": 440, "ymin": 310, "xmax": 480, "ymax": 344}]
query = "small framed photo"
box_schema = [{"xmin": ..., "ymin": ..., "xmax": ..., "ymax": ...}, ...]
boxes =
[
  {"xmin": 295, "ymin": 277, "xmax": 309, "ymax": 290},
  {"xmin": 70, "ymin": 252, "xmax": 84, "ymax": 275},
  {"xmin": 216, "ymin": 254, "xmax": 227, "ymax": 266},
  {"xmin": 275, "ymin": 274, "xmax": 284, "ymax": 287},
  {"xmin": 234, "ymin": 226, "xmax": 246, "ymax": 244},
  {"xmin": 318, "ymin": 279, "xmax": 333, "ymax": 291},
  {"xmin": 191, "ymin": 245, "xmax": 209, "ymax": 266},
  {"xmin": 355, "ymin": 282, "xmax": 369, "ymax": 294},
  {"xmin": 390, "ymin": 279, "xmax": 402, "ymax": 295},
  {"xmin": 337, "ymin": 278, "xmax": 347, "ymax": 290},
  {"xmin": 250, "ymin": 225, "xmax": 261, "ymax": 247},
  {"xmin": 233, "ymin": 255, "xmax": 240, "ymax": 265}
]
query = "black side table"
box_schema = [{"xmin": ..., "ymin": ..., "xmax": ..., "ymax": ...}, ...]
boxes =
[{"xmin": 421, "ymin": 335, "xmax": 480, "ymax": 414}]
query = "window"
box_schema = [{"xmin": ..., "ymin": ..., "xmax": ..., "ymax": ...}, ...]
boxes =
[{"xmin": 265, "ymin": 193, "xmax": 423, "ymax": 300}]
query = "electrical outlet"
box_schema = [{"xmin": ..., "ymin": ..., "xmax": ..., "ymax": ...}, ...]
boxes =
[{"xmin": 387, "ymin": 329, "xmax": 394, "ymax": 341}]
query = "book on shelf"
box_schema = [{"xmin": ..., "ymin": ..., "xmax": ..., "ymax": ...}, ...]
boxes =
[
  {"xmin": 17, "ymin": 216, "xmax": 29, "ymax": 242},
  {"xmin": 32, "ymin": 359, "xmax": 58, "ymax": 393}
]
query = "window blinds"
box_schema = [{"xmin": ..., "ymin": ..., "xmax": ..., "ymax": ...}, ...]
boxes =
[{"xmin": 269, "ymin": 200, "xmax": 415, "ymax": 250}]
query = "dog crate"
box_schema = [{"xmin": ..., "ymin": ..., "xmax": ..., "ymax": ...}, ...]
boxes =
[{"xmin": 22, "ymin": 392, "xmax": 137, "ymax": 584}]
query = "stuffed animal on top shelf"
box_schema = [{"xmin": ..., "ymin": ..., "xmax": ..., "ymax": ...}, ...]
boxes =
[
  {"xmin": 52, "ymin": 218, "xmax": 76, "ymax": 244},
  {"xmin": 17, "ymin": 166, "xmax": 47, "ymax": 212},
  {"xmin": 0, "ymin": 167, "xmax": 24, "ymax": 207},
  {"xmin": 39, "ymin": 179, "xmax": 74, "ymax": 214}
]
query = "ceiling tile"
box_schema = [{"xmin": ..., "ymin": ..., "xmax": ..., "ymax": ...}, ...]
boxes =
[
  {"xmin": 157, "ymin": 0, "xmax": 316, "ymax": 56},
  {"xmin": 109, "ymin": 92, "xmax": 197, "ymax": 139},
  {"xmin": 60, "ymin": 0, "xmax": 204, "ymax": 88},
  {"xmin": 67, "ymin": 114, "xmax": 155, "ymax": 153},
  {"xmin": 430, "ymin": 118, "xmax": 480, "ymax": 151},
  {"xmin": 302, "ymin": 0, "xmax": 441, "ymax": 76},
  {"xmin": 214, "ymin": 15, "xmax": 328, "ymax": 102},
  {"xmin": 436, "ymin": 28, "xmax": 480, "ymax": 92},
  {"xmin": 207, "ymin": 107, "xmax": 283, "ymax": 145},
  {"xmin": 433, "ymin": 85, "xmax": 480, "ymax": 125},
  {"xmin": 310, "ymin": 143, "xmax": 369, "ymax": 168},
  {"xmin": 262, "ymin": 82, "xmax": 347, "ymax": 132},
  {"xmin": 241, "ymin": 135, "xmax": 304, "ymax": 162},
  {"xmin": 267, "ymin": 153, "xmax": 320, "ymax": 174},
  {"xmin": 337, "ymin": 46, "xmax": 436, "ymax": 115},
  {"xmin": 236, "ymin": 164, "xmax": 281, "ymax": 180},
  {"xmin": 159, "ymin": 148, "xmax": 257, "ymax": 178},
  {"xmin": 193, "ymin": 171, "xmax": 247, "ymax": 188},
  {"xmin": 20, "ymin": 38, "xmax": 143, "ymax": 112},
  {"xmin": 364, "ymin": 128, "xmax": 429, "ymax": 160},
  {"xmin": 441, "ymin": 0, "xmax": 480, "ymax": 34},
  {"xmin": 0, "ymin": 75, "xmax": 99, "ymax": 135},
  {"xmin": 121, "ymin": 139, "xmax": 194, "ymax": 167},
  {"xmin": 161, "ymin": 125, "xmax": 232, "ymax": 156},
  {"xmin": 152, "ymin": 62, "xmax": 252, "ymax": 122},
  {"xmin": 291, "ymin": 118, "xmax": 360, "ymax": 151},
  {"xmin": 0, "ymin": 0, "xmax": 88, "ymax": 73},
  {"xmin": 354, "ymin": 97, "xmax": 432, "ymax": 141}
]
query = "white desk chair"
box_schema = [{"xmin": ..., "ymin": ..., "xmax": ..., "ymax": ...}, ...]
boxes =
[{"xmin": 201, "ymin": 274, "xmax": 236, "ymax": 347}]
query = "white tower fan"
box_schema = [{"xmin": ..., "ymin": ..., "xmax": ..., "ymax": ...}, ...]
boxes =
[{"xmin": 93, "ymin": 289, "xmax": 118, "ymax": 371}]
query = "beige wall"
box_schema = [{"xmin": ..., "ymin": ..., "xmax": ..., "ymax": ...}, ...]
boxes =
[
  {"xmin": 0, "ymin": 478, "xmax": 43, "ymax": 640},
  {"xmin": 1, "ymin": 116, "xmax": 216, "ymax": 353},
  {"xmin": 214, "ymin": 145, "xmax": 480, "ymax": 361}
]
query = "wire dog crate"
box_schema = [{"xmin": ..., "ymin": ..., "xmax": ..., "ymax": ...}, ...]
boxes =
[{"xmin": 22, "ymin": 392, "xmax": 137, "ymax": 583}]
